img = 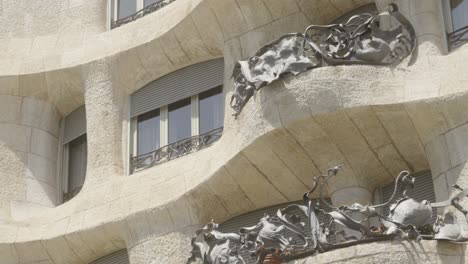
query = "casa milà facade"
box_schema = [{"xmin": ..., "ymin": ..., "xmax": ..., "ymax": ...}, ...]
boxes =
[{"xmin": 0, "ymin": 0, "xmax": 467, "ymax": 263}]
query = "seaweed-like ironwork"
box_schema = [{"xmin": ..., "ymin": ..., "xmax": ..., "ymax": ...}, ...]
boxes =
[
  {"xmin": 188, "ymin": 165, "xmax": 468, "ymax": 264},
  {"xmin": 131, "ymin": 127, "xmax": 223, "ymax": 172},
  {"xmin": 230, "ymin": 4, "xmax": 417, "ymax": 118}
]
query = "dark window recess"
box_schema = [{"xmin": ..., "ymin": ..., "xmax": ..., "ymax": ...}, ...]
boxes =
[
  {"xmin": 381, "ymin": 171, "xmax": 437, "ymax": 223},
  {"xmin": 168, "ymin": 98, "xmax": 192, "ymax": 144},
  {"xmin": 64, "ymin": 134, "xmax": 87, "ymax": 202},
  {"xmin": 137, "ymin": 108, "xmax": 160, "ymax": 156},
  {"xmin": 199, "ymin": 86, "xmax": 224, "ymax": 135}
]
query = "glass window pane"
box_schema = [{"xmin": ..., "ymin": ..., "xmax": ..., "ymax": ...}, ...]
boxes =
[
  {"xmin": 118, "ymin": 0, "xmax": 137, "ymax": 19},
  {"xmin": 199, "ymin": 86, "xmax": 224, "ymax": 134},
  {"xmin": 68, "ymin": 134, "xmax": 87, "ymax": 192},
  {"xmin": 451, "ymin": 0, "xmax": 468, "ymax": 31},
  {"xmin": 137, "ymin": 109, "xmax": 160, "ymax": 155},
  {"xmin": 168, "ymin": 98, "xmax": 192, "ymax": 144},
  {"xmin": 144, "ymin": 0, "xmax": 158, "ymax": 8}
]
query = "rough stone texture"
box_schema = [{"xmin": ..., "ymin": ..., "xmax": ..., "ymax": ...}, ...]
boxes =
[
  {"xmin": 0, "ymin": 0, "xmax": 467, "ymax": 263},
  {"xmin": 287, "ymin": 240, "xmax": 465, "ymax": 264}
]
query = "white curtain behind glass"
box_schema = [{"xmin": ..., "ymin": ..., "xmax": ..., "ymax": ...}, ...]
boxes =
[
  {"xmin": 68, "ymin": 134, "xmax": 87, "ymax": 192},
  {"xmin": 168, "ymin": 98, "xmax": 192, "ymax": 144},
  {"xmin": 118, "ymin": 0, "xmax": 137, "ymax": 19},
  {"xmin": 451, "ymin": 0, "xmax": 468, "ymax": 31},
  {"xmin": 137, "ymin": 110, "xmax": 160, "ymax": 155}
]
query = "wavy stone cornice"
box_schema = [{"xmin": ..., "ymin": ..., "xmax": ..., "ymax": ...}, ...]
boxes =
[
  {"xmin": 0, "ymin": 0, "xmax": 372, "ymax": 116},
  {"xmin": 2, "ymin": 0, "xmax": 468, "ymax": 263}
]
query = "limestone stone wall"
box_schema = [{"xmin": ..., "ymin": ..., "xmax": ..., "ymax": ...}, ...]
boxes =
[
  {"xmin": 288, "ymin": 240, "xmax": 466, "ymax": 264},
  {"xmin": 0, "ymin": 0, "xmax": 467, "ymax": 263},
  {"xmin": 0, "ymin": 0, "xmax": 107, "ymax": 38},
  {"xmin": 0, "ymin": 95, "xmax": 60, "ymax": 221}
]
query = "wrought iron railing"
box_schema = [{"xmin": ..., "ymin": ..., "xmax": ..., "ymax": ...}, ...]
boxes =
[
  {"xmin": 448, "ymin": 25, "xmax": 468, "ymax": 50},
  {"xmin": 111, "ymin": 0, "xmax": 177, "ymax": 29},
  {"xmin": 63, "ymin": 186, "xmax": 82, "ymax": 202},
  {"xmin": 131, "ymin": 127, "xmax": 223, "ymax": 172}
]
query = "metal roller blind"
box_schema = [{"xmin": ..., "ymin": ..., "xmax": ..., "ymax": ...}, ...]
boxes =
[
  {"xmin": 89, "ymin": 249, "xmax": 130, "ymax": 264},
  {"xmin": 331, "ymin": 4, "xmax": 378, "ymax": 24},
  {"xmin": 130, "ymin": 58, "xmax": 225, "ymax": 118},
  {"xmin": 218, "ymin": 200, "xmax": 335, "ymax": 264},
  {"xmin": 382, "ymin": 171, "xmax": 437, "ymax": 222},
  {"xmin": 63, "ymin": 105, "xmax": 86, "ymax": 144}
]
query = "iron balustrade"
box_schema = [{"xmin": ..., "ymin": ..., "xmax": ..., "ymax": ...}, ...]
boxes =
[
  {"xmin": 111, "ymin": 0, "xmax": 177, "ymax": 29},
  {"xmin": 448, "ymin": 25, "xmax": 468, "ymax": 50},
  {"xmin": 131, "ymin": 127, "xmax": 223, "ymax": 172}
]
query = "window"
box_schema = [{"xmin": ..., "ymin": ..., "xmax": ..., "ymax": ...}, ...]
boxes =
[
  {"xmin": 109, "ymin": 0, "xmax": 177, "ymax": 29},
  {"xmin": 66, "ymin": 135, "xmax": 87, "ymax": 200},
  {"xmin": 444, "ymin": 0, "xmax": 468, "ymax": 49},
  {"xmin": 381, "ymin": 171, "xmax": 436, "ymax": 222},
  {"xmin": 117, "ymin": 0, "xmax": 137, "ymax": 20},
  {"xmin": 144, "ymin": 0, "xmax": 158, "ymax": 8},
  {"xmin": 168, "ymin": 98, "xmax": 192, "ymax": 144},
  {"xmin": 61, "ymin": 105, "xmax": 87, "ymax": 202},
  {"xmin": 137, "ymin": 109, "xmax": 160, "ymax": 156},
  {"xmin": 129, "ymin": 59, "xmax": 225, "ymax": 172},
  {"xmin": 131, "ymin": 91, "xmax": 223, "ymax": 172},
  {"xmin": 199, "ymin": 86, "xmax": 224, "ymax": 135}
]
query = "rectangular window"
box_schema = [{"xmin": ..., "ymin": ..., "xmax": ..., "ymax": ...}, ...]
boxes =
[
  {"xmin": 445, "ymin": 0, "xmax": 468, "ymax": 49},
  {"xmin": 450, "ymin": 0, "xmax": 468, "ymax": 32},
  {"xmin": 144, "ymin": 0, "xmax": 158, "ymax": 8},
  {"xmin": 137, "ymin": 109, "xmax": 160, "ymax": 155},
  {"xmin": 118, "ymin": 0, "xmax": 137, "ymax": 19},
  {"xmin": 199, "ymin": 86, "xmax": 224, "ymax": 134},
  {"xmin": 168, "ymin": 98, "xmax": 192, "ymax": 144},
  {"xmin": 66, "ymin": 134, "xmax": 87, "ymax": 201}
]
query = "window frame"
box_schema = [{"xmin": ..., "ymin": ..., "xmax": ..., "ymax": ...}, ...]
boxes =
[
  {"xmin": 129, "ymin": 86, "xmax": 224, "ymax": 173},
  {"xmin": 442, "ymin": 0, "xmax": 468, "ymax": 51},
  {"xmin": 59, "ymin": 106, "xmax": 88, "ymax": 203}
]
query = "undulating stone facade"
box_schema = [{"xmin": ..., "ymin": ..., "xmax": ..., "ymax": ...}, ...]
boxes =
[{"xmin": 0, "ymin": 0, "xmax": 467, "ymax": 263}]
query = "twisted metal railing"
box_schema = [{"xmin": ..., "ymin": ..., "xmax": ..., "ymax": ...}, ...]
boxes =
[
  {"xmin": 111, "ymin": 0, "xmax": 177, "ymax": 29},
  {"xmin": 448, "ymin": 25, "xmax": 468, "ymax": 50},
  {"xmin": 131, "ymin": 127, "xmax": 223, "ymax": 172}
]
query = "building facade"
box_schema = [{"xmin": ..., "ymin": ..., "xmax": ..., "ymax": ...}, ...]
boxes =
[{"xmin": 0, "ymin": 0, "xmax": 467, "ymax": 263}]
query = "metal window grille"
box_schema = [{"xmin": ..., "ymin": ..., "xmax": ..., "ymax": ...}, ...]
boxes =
[
  {"xmin": 89, "ymin": 249, "xmax": 130, "ymax": 264},
  {"xmin": 381, "ymin": 171, "xmax": 437, "ymax": 223}
]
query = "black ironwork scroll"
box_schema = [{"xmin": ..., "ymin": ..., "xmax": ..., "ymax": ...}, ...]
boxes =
[{"xmin": 231, "ymin": 4, "xmax": 417, "ymax": 118}]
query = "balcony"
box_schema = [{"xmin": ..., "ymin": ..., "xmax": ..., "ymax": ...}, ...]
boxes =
[{"xmin": 131, "ymin": 127, "xmax": 223, "ymax": 172}]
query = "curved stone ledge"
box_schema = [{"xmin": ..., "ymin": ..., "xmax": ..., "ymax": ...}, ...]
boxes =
[
  {"xmin": 287, "ymin": 240, "xmax": 466, "ymax": 264},
  {"xmin": 0, "ymin": 0, "xmax": 372, "ymax": 116}
]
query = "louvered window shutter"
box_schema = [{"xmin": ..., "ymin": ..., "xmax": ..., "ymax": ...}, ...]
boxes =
[
  {"xmin": 130, "ymin": 58, "xmax": 224, "ymax": 118},
  {"xmin": 381, "ymin": 171, "xmax": 437, "ymax": 222},
  {"xmin": 89, "ymin": 249, "xmax": 130, "ymax": 264},
  {"xmin": 63, "ymin": 105, "xmax": 87, "ymax": 144}
]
